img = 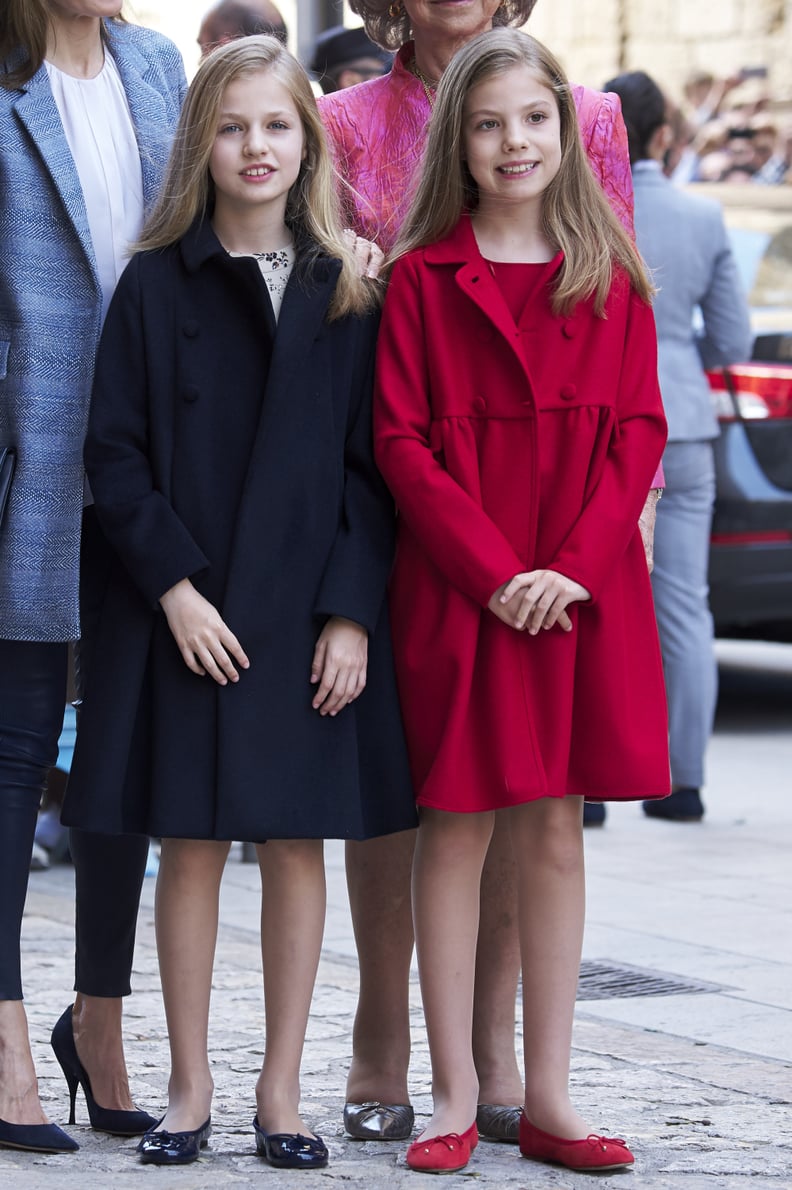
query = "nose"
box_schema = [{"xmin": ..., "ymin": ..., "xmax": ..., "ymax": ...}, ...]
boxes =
[
  {"xmin": 503, "ymin": 120, "xmax": 529, "ymax": 151},
  {"xmin": 244, "ymin": 125, "xmax": 268, "ymax": 155}
]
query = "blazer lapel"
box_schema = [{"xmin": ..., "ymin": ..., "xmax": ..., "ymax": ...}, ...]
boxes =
[
  {"xmin": 108, "ymin": 24, "xmax": 177, "ymax": 210},
  {"xmin": 13, "ymin": 65, "xmax": 97, "ymax": 282}
]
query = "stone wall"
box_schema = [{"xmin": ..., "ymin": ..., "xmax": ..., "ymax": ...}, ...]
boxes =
[{"xmin": 527, "ymin": 0, "xmax": 792, "ymax": 103}]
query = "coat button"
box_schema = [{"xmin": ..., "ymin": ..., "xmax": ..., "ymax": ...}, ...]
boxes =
[
  {"xmin": 474, "ymin": 395, "xmax": 487, "ymax": 413},
  {"xmin": 182, "ymin": 320, "xmax": 199, "ymax": 338},
  {"xmin": 562, "ymin": 320, "xmax": 576, "ymax": 339},
  {"xmin": 182, "ymin": 384, "xmax": 200, "ymax": 403},
  {"xmin": 560, "ymin": 383, "xmax": 577, "ymax": 400}
]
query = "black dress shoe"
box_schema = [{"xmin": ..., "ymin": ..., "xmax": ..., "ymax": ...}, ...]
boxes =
[
  {"xmin": 137, "ymin": 1117, "xmax": 211, "ymax": 1165},
  {"xmin": 643, "ymin": 787, "xmax": 704, "ymax": 822},
  {"xmin": 253, "ymin": 1116, "xmax": 328, "ymax": 1168},
  {"xmin": 51, "ymin": 1005, "xmax": 157, "ymax": 1135},
  {"xmin": 0, "ymin": 1118, "xmax": 79, "ymax": 1153},
  {"xmin": 583, "ymin": 801, "xmax": 606, "ymax": 827},
  {"xmin": 476, "ymin": 1103, "xmax": 521, "ymax": 1142}
]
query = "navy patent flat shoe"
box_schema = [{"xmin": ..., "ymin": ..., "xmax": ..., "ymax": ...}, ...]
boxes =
[
  {"xmin": 137, "ymin": 1116, "xmax": 211, "ymax": 1165},
  {"xmin": 0, "ymin": 1117, "xmax": 79, "ymax": 1153},
  {"xmin": 253, "ymin": 1115, "xmax": 328, "ymax": 1169}
]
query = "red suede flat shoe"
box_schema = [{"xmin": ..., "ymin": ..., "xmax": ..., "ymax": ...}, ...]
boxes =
[
  {"xmin": 519, "ymin": 1113, "xmax": 634, "ymax": 1172},
  {"xmin": 406, "ymin": 1120, "xmax": 478, "ymax": 1173}
]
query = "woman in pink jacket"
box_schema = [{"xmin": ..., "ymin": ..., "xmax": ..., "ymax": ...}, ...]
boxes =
[{"xmin": 318, "ymin": 0, "xmax": 662, "ymax": 1144}]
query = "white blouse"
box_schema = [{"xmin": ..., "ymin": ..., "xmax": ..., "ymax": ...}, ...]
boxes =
[{"xmin": 46, "ymin": 53, "xmax": 144, "ymax": 323}]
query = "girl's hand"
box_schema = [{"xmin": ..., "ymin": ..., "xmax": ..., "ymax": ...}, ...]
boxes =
[
  {"xmin": 490, "ymin": 571, "xmax": 591, "ymax": 634},
  {"xmin": 311, "ymin": 616, "xmax": 368, "ymax": 716},
  {"xmin": 342, "ymin": 228, "xmax": 384, "ymax": 279},
  {"xmin": 159, "ymin": 578, "xmax": 250, "ymax": 685},
  {"xmin": 638, "ymin": 488, "xmax": 661, "ymax": 573}
]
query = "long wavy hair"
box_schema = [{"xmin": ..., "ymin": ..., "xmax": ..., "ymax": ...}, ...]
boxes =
[
  {"xmin": 391, "ymin": 29, "xmax": 653, "ymax": 315},
  {"xmin": 349, "ymin": 0, "xmax": 539, "ymax": 53},
  {"xmin": 0, "ymin": 0, "xmax": 124, "ymax": 89},
  {"xmin": 137, "ymin": 36, "xmax": 375, "ymax": 319}
]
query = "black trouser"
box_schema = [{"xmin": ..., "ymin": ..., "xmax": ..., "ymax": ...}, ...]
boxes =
[{"xmin": 0, "ymin": 508, "xmax": 148, "ymax": 1001}]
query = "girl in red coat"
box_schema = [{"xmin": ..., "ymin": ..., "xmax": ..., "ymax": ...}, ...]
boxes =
[{"xmin": 374, "ymin": 29, "xmax": 670, "ymax": 1175}]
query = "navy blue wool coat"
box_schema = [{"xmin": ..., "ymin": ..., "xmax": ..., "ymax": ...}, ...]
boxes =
[
  {"xmin": 63, "ymin": 221, "xmax": 416, "ymax": 842},
  {"xmin": 0, "ymin": 22, "xmax": 186, "ymax": 641}
]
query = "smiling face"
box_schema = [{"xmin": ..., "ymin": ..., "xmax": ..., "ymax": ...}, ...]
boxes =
[
  {"xmin": 462, "ymin": 64, "xmax": 562, "ymax": 213},
  {"xmin": 208, "ymin": 69, "xmax": 305, "ymax": 224}
]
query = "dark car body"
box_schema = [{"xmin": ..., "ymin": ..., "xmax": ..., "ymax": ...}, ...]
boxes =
[{"xmin": 696, "ymin": 185, "xmax": 792, "ymax": 639}]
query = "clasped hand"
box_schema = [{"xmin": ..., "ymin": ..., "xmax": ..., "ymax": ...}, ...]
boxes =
[{"xmin": 488, "ymin": 569, "xmax": 591, "ymax": 634}]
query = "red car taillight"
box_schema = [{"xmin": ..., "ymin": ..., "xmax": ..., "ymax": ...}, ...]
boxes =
[{"xmin": 709, "ymin": 364, "xmax": 792, "ymax": 421}]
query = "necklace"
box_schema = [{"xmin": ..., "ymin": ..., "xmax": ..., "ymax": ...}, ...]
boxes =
[{"xmin": 409, "ymin": 57, "xmax": 438, "ymax": 108}]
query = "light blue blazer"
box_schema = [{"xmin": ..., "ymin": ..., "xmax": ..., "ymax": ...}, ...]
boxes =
[
  {"xmin": 0, "ymin": 21, "xmax": 186, "ymax": 641},
  {"xmin": 631, "ymin": 161, "xmax": 753, "ymax": 444}
]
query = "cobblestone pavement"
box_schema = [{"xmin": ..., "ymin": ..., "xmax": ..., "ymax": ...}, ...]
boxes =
[{"xmin": 3, "ymin": 641, "xmax": 791, "ymax": 1188}]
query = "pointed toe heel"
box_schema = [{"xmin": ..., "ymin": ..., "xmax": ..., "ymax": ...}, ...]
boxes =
[
  {"xmin": 50, "ymin": 1005, "xmax": 157, "ymax": 1136},
  {"xmin": 519, "ymin": 1113, "xmax": 634, "ymax": 1171},
  {"xmin": 0, "ymin": 1117, "xmax": 79, "ymax": 1153}
]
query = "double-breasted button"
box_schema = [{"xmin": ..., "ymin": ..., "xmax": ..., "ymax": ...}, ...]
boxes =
[
  {"xmin": 562, "ymin": 320, "xmax": 576, "ymax": 339},
  {"xmin": 182, "ymin": 320, "xmax": 199, "ymax": 338},
  {"xmin": 473, "ymin": 395, "xmax": 487, "ymax": 413},
  {"xmin": 182, "ymin": 384, "xmax": 200, "ymax": 403},
  {"xmin": 560, "ymin": 383, "xmax": 577, "ymax": 401}
]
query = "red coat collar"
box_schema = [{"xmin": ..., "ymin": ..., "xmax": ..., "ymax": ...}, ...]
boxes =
[{"xmin": 423, "ymin": 214, "xmax": 564, "ymax": 278}]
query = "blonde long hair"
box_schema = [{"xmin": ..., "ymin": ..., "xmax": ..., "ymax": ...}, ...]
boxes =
[
  {"xmin": 391, "ymin": 29, "xmax": 653, "ymax": 315},
  {"xmin": 137, "ymin": 35, "xmax": 374, "ymax": 319}
]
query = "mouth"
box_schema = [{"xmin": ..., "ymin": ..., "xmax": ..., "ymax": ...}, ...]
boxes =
[
  {"xmin": 241, "ymin": 165, "xmax": 274, "ymax": 177},
  {"xmin": 498, "ymin": 162, "xmax": 539, "ymax": 176}
]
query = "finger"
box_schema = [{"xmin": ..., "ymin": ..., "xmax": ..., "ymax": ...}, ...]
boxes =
[
  {"xmin": 514, "ymin": 582, "xmax": 546, "ymax": 630},
  {"xmin": 311, "ymin": 637, "xmax": 327, "ymax": 684},
  {"xmin": 500, "ymin": 574, "xmax": 533, "ymax": 603},
  {"xmin": 312, "ymin": 663, "xmax": 338, "ymax": 709},
  {"xmin": 555, "ymin": 609, "xmax": 573, "ymax": 632},
  {"xmin": 180, "ymin": 645, "xmax": 206, "ymax": 677},
  {"xmin": 365, "ymin": 243, "xmax": 384, "ymax": 279},
  {"xmin": 321, "ymin": 666, "xmax": 354, "ymax": 716},
  {"xmin": 195, "ymin": 643, "xmax": 230, "ymax": 686},
  {"xmin": 220, "ymin": 628, "xmax": 250, "ymax": 672}
]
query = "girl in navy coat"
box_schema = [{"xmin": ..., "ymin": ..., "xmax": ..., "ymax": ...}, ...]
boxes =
[{"xmin": 63, "ymin": 35, "xmax": 415, "ymax": 1168}]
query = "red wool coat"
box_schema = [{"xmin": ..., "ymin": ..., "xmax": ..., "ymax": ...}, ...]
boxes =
[{"xmin": 374, "ymin": 217, "xmax": 671, "ymax": 812}]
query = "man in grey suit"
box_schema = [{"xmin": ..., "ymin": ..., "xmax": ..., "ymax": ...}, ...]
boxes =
[{"xmin": 605, "ymin": 71, "xmax": 753, "ymax": 821}]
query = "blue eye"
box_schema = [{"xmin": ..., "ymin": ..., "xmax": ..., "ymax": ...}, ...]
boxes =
[{"xmin": 219, "ymin": 123, "xmax": 242, "ymax": 134}]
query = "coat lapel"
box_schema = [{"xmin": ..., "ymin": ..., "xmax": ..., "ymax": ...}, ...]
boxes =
[
  {"xmin": 12, "ymin": 64, "xmax": 97, "ymax": 282},
  {"xmin": 107, "ymin": 23, "xmax": 179, "ymax": 210}
]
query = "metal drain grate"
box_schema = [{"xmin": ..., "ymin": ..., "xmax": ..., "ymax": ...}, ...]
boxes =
[{"xmin": 576, "ymin": 960, "xmax": 722, "ymax": 1001}]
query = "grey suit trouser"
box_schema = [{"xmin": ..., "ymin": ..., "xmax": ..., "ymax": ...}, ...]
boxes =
[{"xmin": 651, "ymin": 441, "xmax": 718, "ymax": 789}]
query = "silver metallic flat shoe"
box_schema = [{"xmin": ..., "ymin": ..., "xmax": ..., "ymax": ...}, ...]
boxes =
[
  {"xmin": 343, "ymin": 1101, "xmax": 414, "ymax": 1141},
  {"xmin": 475, "ymin": 1103, "xmax": 522, "ymax": 1143}
]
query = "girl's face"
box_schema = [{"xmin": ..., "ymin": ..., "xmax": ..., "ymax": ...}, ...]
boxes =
[
  {"xmin": 402, "ymin": 0, "xmax": 502, "ymax": 47},
  {"xmin": 463, "ymin": 65, "xmax": 562, "ymax": 212},
  {"xmin": 209, "ymin": 69, "xmax": 305, "ymax": 222}
]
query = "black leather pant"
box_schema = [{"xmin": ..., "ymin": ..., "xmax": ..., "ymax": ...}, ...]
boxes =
[{"xmin": 0, "ymin": 509, "xmax": 148, "ymax": 1001}]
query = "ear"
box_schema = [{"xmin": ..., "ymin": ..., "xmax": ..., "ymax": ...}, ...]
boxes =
[{"xmin": 649, "ymin": 122, "xmax": 673, "ymax": 159}]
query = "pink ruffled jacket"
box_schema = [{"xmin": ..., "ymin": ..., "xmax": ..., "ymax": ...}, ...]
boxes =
[{"xmin": 319, "ymin": 43, "xmax": 663, "ymax": 489}]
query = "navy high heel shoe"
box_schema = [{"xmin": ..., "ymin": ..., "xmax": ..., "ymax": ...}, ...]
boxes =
[
  {"xmin": 0, "ymin": 1117, "xmax": 79, "ymax": 1153},
  {"xmin": 50, "ymin": 1005, "xmax": 157, "ymax": 1136},
  {"xmin": 253, "ymin": 1115, "xmax": 329, "ymax": 1169},
  {"xmin": 137, "ymin": 1117, "xmax": 212, "ymax": 1165}
]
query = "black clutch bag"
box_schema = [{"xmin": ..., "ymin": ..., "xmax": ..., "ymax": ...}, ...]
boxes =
[{"xmin": 0, "ymin": 447, "xmax": 16, "ymax": 528}]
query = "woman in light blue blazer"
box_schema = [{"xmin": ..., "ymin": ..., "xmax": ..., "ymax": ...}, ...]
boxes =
[
  {"xmin": 0, "ymin": 0, "xmax": 185, "ymax": 1153},
  {"xmin": 605, "ymin": 71, "xmax": 752, "ymax": 824}
]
